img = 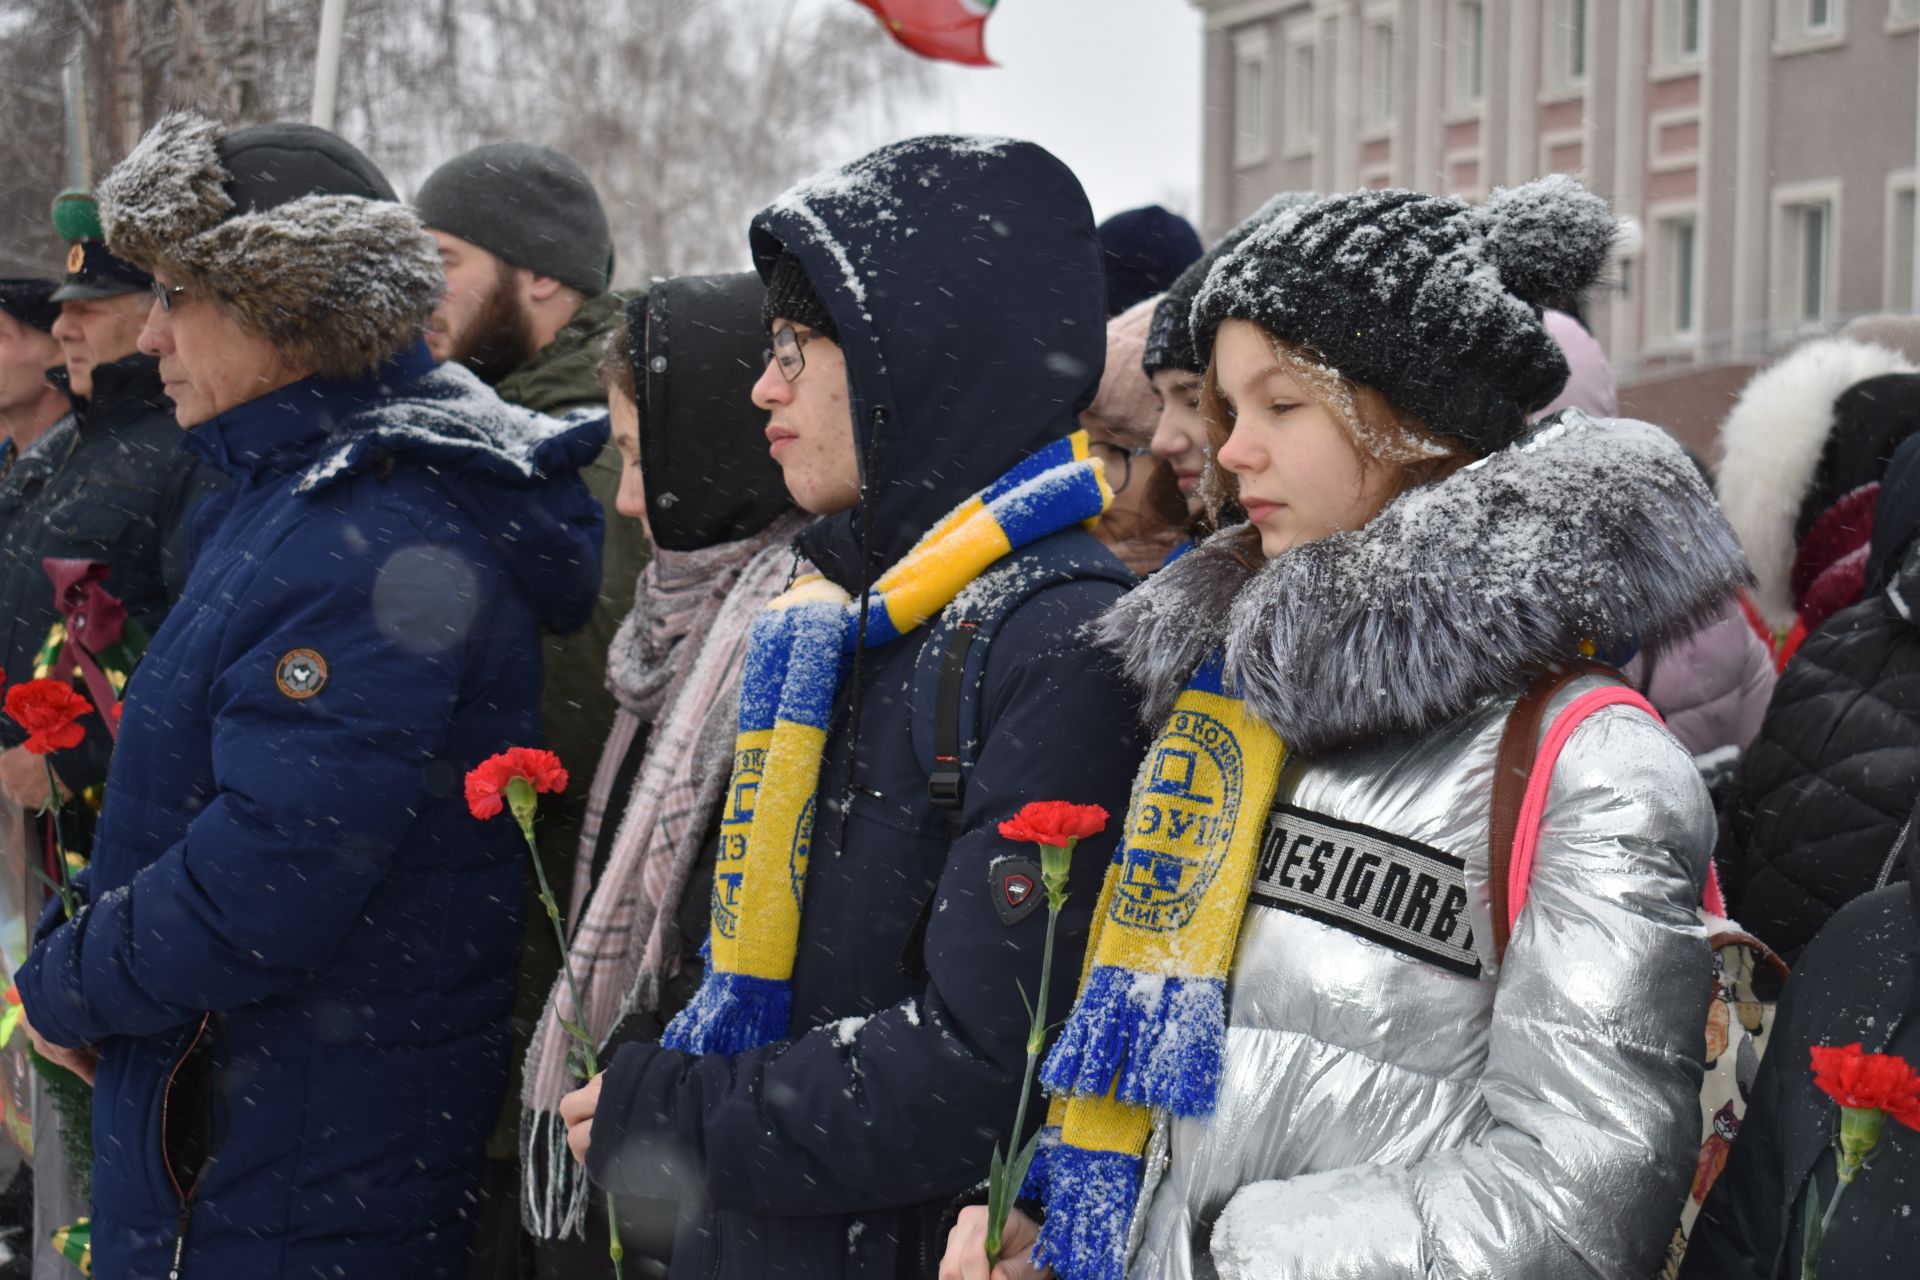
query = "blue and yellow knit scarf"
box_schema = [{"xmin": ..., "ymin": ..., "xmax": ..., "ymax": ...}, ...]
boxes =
[
  {"xmin": 663, "ymin": 431, "xmax": 1113, "ymax": 1056},
  {"xmin": 1025, "ymin": 655, "xmax": 1290, "ymax": 1280}
]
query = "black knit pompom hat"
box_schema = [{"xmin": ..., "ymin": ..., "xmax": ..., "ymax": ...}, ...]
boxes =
[{"xmin": 1190, "ymin": 174, "xmax": 1616, "ymax": 456}]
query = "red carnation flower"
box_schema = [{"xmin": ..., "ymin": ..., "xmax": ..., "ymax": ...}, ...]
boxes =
[
  {"xmin": 4, "ymin": 680, "xmax": 92, "ymax": 755},
  {"xmin": 1811, "ymin": 1043, "xmax": 1920, "ymax": 1131},
  {"xmin": 465, "ymin": 747, "xmax": 569, "ymax": 821},
  {"xmin": 998, "ymin": 801, "xmax": 1110, "ymax": 849}
]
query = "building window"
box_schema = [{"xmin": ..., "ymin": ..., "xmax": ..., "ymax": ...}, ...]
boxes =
[
  {"xmin": 1652, "ymin": 212, "xmax": 1700, "ymax": 342},
  {"xmin": 1364, "ymin": 16, "xmax": 1396, "ymax": 130},
  {"xmin": 1889, "ymin": 180, "xmax": 1916, "ymax": 312},
  {"xmin": 1450, "ymin": 0, "xmax": 1486, "ymax": 109},
  {"xmin": 1776, "ymin": 0, "xmax": 1846, "ymax": 48},
  {"xmin": 1775, "ymin": 189, "xmax": 1839, "ymax": 333},
  {"xmin": 1544, "ymin": 0, "xmax": 1589, "ymax": 91},
  {"xmin": 1283, "ymin": 21, "xmax": 1318, "ymax": 156},
  {"xmin": 1894, "ymin": 0, "xmax": 1920, "ymax": 29},
  {"xmin": 1233, "ymin": 28, "xmax": 1271, "ymax": 169},
  {"xmin": 1656, "ymin": 0, "xmax": 1705, "ymax": 65}
]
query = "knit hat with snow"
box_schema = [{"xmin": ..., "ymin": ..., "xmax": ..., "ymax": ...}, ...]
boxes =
[
  {"xmin": 759, "ymin": 249, "xmax": 839, "ymax": 343},
  {"xmin": 415, "ymin": 143, "xmax": 614, "ymax": 296},
  {"xmin": 1191, "ymin": 175, "xmax": 1617, "ymax": 456},
  {"xmin": 97, "ymin": 113, "xmax": 440, "ymax": 380},
  {"xmin": 1141, "ymin": 191, "xmax": 1318, "ymax": 380}
]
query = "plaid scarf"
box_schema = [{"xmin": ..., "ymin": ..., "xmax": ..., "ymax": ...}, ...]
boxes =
[{"xmin": 520, "ymin": 511, "xmax": 806, "ymax": 1239}]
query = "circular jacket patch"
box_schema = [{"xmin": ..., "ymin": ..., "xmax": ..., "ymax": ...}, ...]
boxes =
[{"xmin": 275, "ymin": 649, "xmax": 329, "ymax": 700}]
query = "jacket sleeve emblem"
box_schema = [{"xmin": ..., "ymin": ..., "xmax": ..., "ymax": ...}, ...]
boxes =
[
  {"xmin": 274, "ymin": 648, "xmax": 329, "ymax": 700},
  {"xmin": 990, "ymin": 855, "xmax": 1043, "ymax": 926}
]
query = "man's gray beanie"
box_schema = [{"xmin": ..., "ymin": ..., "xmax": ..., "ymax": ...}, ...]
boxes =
[{"xmin": 415, "ymin": 143, "xmax": 613, "ymax": 295}]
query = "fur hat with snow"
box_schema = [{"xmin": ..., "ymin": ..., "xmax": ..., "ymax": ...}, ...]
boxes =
[
  {"xmin": 97, "ymin": 112, "xmax": 441, "ymax": 380},
  {"xmin": 1190, "ymin": 175, "xmax": 1617, "ymax": 456}
]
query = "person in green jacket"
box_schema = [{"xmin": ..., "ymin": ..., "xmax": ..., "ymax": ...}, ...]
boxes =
[{"xmin": 415, "ymin": 142, "xmax": 650, "ymax": 1280}]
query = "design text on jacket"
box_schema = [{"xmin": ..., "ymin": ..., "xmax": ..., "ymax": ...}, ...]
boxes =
[{"xmin": 1252, "ymin": 804, "xmax": 1481, "ymax": 978}]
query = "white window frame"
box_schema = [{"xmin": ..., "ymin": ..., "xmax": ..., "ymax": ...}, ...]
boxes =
[
  {"xmin": 1648, "ymin": 203, "xmax": 1704, "ymax": 349},
  {"xmin": 1362, "ymin": 8, "xmax": 1397, "ymax": 137},
  {"xmin": 1653, "ymin": 0, "xmax": 1706, "ymax": 73},
  {"xmin": 1774, "ymin": 0, "xmax": 1847, "ymax": 54},
  {"xmin": 1542, "ymin": 0, "xmax": 1590, "ymax": 95},
  {"xmin": 1890, "ymin": 0, "xmax": 1920, "ymax": 33},
  {"xmin": 1771, "ymin": 180, "xmax": 1844, "ymax": 341},
  {"xmin": 1886, "ymin": 171, "xmax": 1917, "ymax": 313},
  {"xmin": 1282, "ymin": 17, "xmax": 1319, "ymax": 158},
  {"xmin": 1448, "ymin": 0, "xmax": 1487, "ymax": 113},
  {"xmin": 1233, "ymin": 26, "xmax": 1273, "ymax": 170}
]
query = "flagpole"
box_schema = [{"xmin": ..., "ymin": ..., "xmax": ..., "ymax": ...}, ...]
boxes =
[{"xmin": 310, "ymin": 0, "xmax": 348, "ymax": 130}]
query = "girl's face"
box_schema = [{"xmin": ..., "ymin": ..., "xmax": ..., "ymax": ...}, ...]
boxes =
[
  {"xmin": 1149, "ymin": 368, "xmax": 1209, "ymax": 518},
  {"xmin": 1210, "ymin": 320, "xmax": 1398, "ymax": 559},
  {"xmin": 608, "ymin": 390, "xmax": 650, "ymax": 536}
]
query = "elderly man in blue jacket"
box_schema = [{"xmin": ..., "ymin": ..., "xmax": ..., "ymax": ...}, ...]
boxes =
[
  {"xmin": 13, "ymin": 113, "xmax": 605, "ymax": 1279},
  {"xmin": 557, "ymin": 137, "xmax": 1147, "ymax": 1279}
]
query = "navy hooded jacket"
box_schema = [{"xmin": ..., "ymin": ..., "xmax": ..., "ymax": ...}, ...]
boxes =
[
  {"xmin": 15, "ymin": 344, "xmax": 605, "ymax": 1279},
  {"xmin": 582, "ymin": 138, "xmax": 1147, "ymax": 1278}
]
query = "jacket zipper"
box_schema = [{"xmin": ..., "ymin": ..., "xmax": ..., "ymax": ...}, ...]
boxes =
[{"xmin": 162, "ymin": 1013, "xmax": 211, "ymax": 1279}]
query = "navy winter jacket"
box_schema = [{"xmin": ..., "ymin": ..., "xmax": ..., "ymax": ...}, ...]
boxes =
[
  {"xmin": 15, "ymin": 344, "xmax": 605, "ymax": 1279},
  {"xmin": 583, "ymin": 139, "xmax": 1148, "ymax": 1278}
]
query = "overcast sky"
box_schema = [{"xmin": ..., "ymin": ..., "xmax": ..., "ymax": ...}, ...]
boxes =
[{"xmin": 844, "ymin": 0, "xmax": 1206, "ymax": 225}]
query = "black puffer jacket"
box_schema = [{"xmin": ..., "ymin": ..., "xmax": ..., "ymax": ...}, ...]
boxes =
[
  {"xmin": 1680, "ymin": 801, "xmax": 1920, "ymax": 1279},
  {"xmin": 1719, "ymin": 438, "xmax": 1920, "ymax": 961},
  {"xmin": 0, "ymin": 354, "xmax": 224, "ymax": 792}
]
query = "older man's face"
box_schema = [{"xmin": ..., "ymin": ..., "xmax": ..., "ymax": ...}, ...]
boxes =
[
  {"xmin": 50, "ymin": 292, "xmax": 149, "ymax": 399},
  {"xmin": 138, "ymin": 274, "xmax": 308, "ymax": 428}
]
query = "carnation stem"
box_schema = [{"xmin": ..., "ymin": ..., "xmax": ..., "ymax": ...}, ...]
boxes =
[
  {"xmin": 518, "ymin": 821, "xmax": 624, "ymax": 1276},
  {"xmin": 41, "ymin": 759, "xmax": 76, "ymax": 920}
]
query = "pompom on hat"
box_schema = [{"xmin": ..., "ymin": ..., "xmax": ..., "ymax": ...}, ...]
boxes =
[
  {"xmin": 96, "ymin": 113, "xmax": 441, "ymax": 379},
  {"xmin": 1191, "ymin": 175, "xmax": 1618, "ymax": 456}
]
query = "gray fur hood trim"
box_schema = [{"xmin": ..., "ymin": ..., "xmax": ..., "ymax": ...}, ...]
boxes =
[
  {"xmin": 98, "ymin": 112, "xmax": 441, "ymax": 380},
  {"xmin": 1099, "ymin": 413, "xmax": 1750, "ymax": 755}
]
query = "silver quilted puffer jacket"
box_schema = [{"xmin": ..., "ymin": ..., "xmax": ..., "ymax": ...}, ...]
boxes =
[{"xmin": 1095, "ymin": 417, "xmax": 1750, "ymax": 1280}]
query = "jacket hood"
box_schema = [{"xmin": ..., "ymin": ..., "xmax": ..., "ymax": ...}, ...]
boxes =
[
  {"xmin": 1099, "ymin": 413, "xmax": 1749, "ymax": 755},
  {"xmin": 1717, "ymin": 337, "xmax": 1916, "ymax": 627},
  {"xmin": 1532, "ymin": 309, "xmax": 1618, "ymax": 421},
  {"xmin": 293, "ymin": 352, "xmax": 606, "ymax": 632},
  {"xmin": 633, "ymin": 276, "xmax": 800, "ymax": 551},
  {"xmin": 749, "ymin": 135, "xmax": 1106, "ymax": 585}
]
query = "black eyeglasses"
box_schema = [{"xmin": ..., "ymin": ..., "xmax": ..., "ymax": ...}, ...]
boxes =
[
  {"xmin": 1088, "ymin": 439, "xmax": 1154, "ymax": 496},
  {"xmin": 761, "ymin": 325, "xmax": 814, "ymax": 383},
  {"xmin": 150, "ymin": 280, "xmax": 188, "ymax": 311}
]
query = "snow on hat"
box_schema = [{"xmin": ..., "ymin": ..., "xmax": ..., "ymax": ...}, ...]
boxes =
[
  {"xmin": 1142, "ymin": 191, "xmax": 1317, "ymax": 380},
  {"xmin": 1191, "ymin": 175, "xmax": 1617, "ymax": 456},
  {"xmin": 97, "ymin": 112, "xmax": 440, "ymax": 380}
]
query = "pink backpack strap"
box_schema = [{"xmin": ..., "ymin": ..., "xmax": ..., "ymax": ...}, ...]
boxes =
[{"xmin": 1505, "ymin": 686, "xmax": 1727, "ymax": 934}]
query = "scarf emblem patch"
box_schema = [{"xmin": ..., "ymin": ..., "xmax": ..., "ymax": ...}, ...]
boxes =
[{"xmin": 1113, "ymin": 707, "xmax": 1245, "ymax": 933}]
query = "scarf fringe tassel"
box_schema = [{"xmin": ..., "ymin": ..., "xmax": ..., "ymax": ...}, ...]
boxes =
[
  {"xmin": 1030, "ymin": 1144, "xmax": 1141, "ymax": 1280},
  {"xmin": 661, "ymin": 968, "xmax": 793, "ymax": 1056},
  {"xmin": 520, "ymin": 1107, "xmax": 593, "ymax": 1242},
  {"xmin": 1040, "ymin": 966, "xmax": 1226, "ymax": 1117}
]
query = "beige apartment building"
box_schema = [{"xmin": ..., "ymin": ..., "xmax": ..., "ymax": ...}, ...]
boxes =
[{"xmin": 1192, "ymin": 0, "xmax": 1920, "ymax": 453}]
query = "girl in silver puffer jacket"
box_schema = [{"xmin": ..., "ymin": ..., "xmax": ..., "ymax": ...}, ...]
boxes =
[{"xmin": 945, "ymin": 179, "xmax": 1751, "ymax": 1280}]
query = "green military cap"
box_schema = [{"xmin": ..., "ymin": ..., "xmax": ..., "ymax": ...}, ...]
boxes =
[{"xmin": 50, "ymin": 189, "xmax": 152, "ymax": 303}]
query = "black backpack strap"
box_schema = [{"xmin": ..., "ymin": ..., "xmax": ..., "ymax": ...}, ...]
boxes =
[{"xmin": 910, "ymin": 531, "xmax": 1135, "ymax": 818}]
